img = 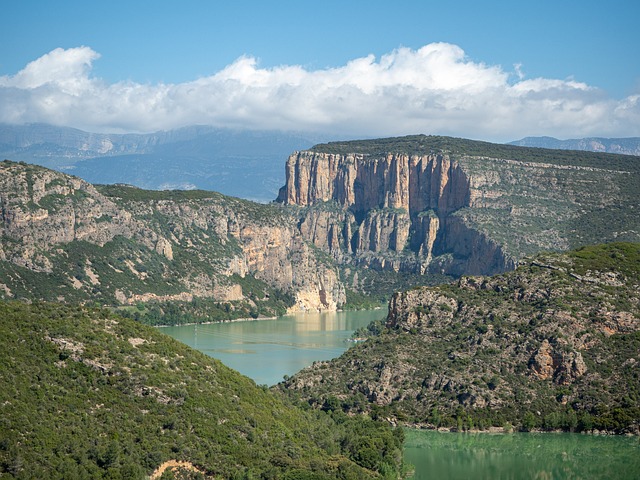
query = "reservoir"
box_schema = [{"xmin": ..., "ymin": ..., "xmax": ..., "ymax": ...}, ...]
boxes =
[
  {"xmin": 161, "ymin": 308, "xmax": 385, "ymax": 386},
  {"xmin": 404, "ymin": 429, "xmax": 639, "ymax": 479},
  {"xmin": 162, "ymin": 309, "xmax": 639, "ymax": 479}
]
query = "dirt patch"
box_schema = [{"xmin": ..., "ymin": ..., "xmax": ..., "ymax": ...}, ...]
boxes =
[{"xmin": 149, "ymin": 460, "xmax": 205, "ymax": 479}]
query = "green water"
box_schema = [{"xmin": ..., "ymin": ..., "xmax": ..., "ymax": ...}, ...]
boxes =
[
  {"xmin": 404, "ymin": 429, "xmax": 640, "ymax": 479},
  {"xmin": 160, "ymin": 308, "xmax": 385, "ymax": 386},
  {"xmin": 162, "ymin": 310, "xmax": 639, "ymax": 479}
]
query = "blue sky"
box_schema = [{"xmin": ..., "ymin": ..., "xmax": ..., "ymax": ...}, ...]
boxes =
[{"xmin": 1, "ymin": 0, "xmax": 639, "ymax": 141}]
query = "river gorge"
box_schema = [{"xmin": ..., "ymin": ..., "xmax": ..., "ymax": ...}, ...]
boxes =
[{"xmin": 161, "ymin": 310, "xmax": 639, "ymax": 479}]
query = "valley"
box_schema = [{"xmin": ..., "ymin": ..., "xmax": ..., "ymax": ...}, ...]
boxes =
[
  {"xmin": 1, "ymin": 133, "xmax": 639, "ymax": 478},
  {"xmin": 1, "ymin": 135, "xmax": 638, "ymax": 325}
]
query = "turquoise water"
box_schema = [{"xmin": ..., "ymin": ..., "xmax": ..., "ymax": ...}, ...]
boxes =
[
  {"xmin": 160, "ymin": 309, "xmax": 385, "ymax": 386},
  {"xmin": 161, "ymin": 310, "xmax": 639, "ymax": 479},
  {"xmin": 404, "ymin": 429, "xmax": 640, "ymax": 479}
]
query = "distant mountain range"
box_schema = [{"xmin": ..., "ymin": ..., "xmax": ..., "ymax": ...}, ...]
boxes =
[
  {"xmin": 0, "ymin": 123, "xmax": 334, "ymax": 202},
  {"xmin": 2, "ymin": 124, "xmax": 639, "ymax": 202},
  {"xmin": 509, "ymin": 136, "xmax": 640, "ymax": 155}
]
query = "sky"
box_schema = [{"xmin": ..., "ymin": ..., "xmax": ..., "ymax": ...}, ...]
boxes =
[{"xmin": 1, "ymin": 0, "xmax": 639, "ymax": 142}]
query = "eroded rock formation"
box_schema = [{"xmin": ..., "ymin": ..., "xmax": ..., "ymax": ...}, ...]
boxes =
[
  {"xmin": 278, "ymin": 151, "xmax": 511, "ymax": 276},
  {"xmin": 0, "ymin": 161, "xmax": 343, "ymax": 313}
]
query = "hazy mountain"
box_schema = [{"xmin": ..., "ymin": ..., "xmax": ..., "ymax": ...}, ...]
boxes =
[
  {"xmin": 509, "ymin": 136, "xmax": 640, "ymax": 156},
  {"xmin": 0, "ymin": 123, "xmax": 334, "ymax": 202}
]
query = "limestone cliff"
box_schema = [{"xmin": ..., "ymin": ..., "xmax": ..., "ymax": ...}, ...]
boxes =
[
  {"xmin": 277, "ymin": 136, "xmax": 639, "ymax": 282},
  {"xmin": 0, "ymin": 160, "xmax": 343, "ymax": 318},
  {"xmin": 277, "ymin": 150, "xmax": 510, "ymax": 277},
  {"xmin": 277, "ymin": 151, "xmax": 469, "ymax": 214}
]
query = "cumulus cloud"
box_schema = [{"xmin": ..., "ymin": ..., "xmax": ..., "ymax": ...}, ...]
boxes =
[{"xmin": 0, "ymin": 43, "xmax": 638, "ymax": 141}]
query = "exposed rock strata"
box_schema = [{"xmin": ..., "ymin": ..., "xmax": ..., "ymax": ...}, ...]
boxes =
[
  {"xmin": 278, "ymin": 151, "xmax": 510, "ymax": 276},
  {"xmin": 0, "ymin": 161, "xmax": 342, "ymax": 312},
  {"xmin": 277, "ymin": 141, "xmax": 637, "ymax": 281}
]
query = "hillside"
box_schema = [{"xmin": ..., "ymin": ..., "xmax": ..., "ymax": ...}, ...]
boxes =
[
  {"xmin": 279, "ymin": 243, "xmax": 640, "ymax": 434},
  {"xmin": 0, "ymin": 300, "xmax": 405, "ymax": 479},
  {"xmin": 0, "ymin": 160, "xmax": 344, "ymax": 322}
]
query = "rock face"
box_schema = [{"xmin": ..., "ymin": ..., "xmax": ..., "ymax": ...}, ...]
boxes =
[
  {"xmin": 276, "ymin": 136, "xmax": 639, "ymax": 281},
  {"xmin": 277, "ymin": 152, "xmax": 469, "ymax": 214},
  {"xmin": 0, "ymin": 160, "xmax": 343, "ymax": 314},
  {"xmin": 277, "ymin": 151, "xmax": 512, "ymax": 276}
]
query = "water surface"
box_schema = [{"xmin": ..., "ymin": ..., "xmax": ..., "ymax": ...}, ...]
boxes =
[
  {"xmin": 161, "ymin": 309, "xmax": 384, "ymax": 386},
  {"xmin": 161, "ymin": 310, "xmax": 639, "ymax": 479},
  {"xmin": 404, "ymin": 429, "xmax": 640, "ymax": 480}
]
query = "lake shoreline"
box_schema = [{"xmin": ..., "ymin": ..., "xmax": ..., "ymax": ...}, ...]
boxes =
[
  {"xmin": 403, "ymin": 428, "xmax": 639, "ymax": 479},
  {"xmin": 155, "ymin": 305, "xmax": 387, "ymax": 328},
  {"xmin": 159, "ymin": 309, "xmax": 383, "ymax": 386},
  {"xmin": 155, "ymin": 315, "xmax": 278, "ymax": 328},
  {"xmin": 403, "ymin": 423, "xmax": 640, "ymax": 436}
]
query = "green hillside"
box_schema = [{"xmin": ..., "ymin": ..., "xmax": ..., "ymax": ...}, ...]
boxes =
[
  {"xmin": 0, "ymin": 301, "xmax": 405, "ymax": 479},
  {"xmin": 280, "ymin": 243, "xmax": 640, "ymax": 434}
]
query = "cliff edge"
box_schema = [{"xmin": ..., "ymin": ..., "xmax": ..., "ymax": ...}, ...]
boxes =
[{"xmin": 277, "ymin": 135, "xmax": 639, "ymax": 282}]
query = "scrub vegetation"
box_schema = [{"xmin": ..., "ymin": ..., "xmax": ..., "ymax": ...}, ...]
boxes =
[
  {"xmin": 280, "ymin": 243, "xmax": 640, "ymax": 435},
  {"xmin": 0, "ymin": 301, "xmax": 406, "ymax": 479}
]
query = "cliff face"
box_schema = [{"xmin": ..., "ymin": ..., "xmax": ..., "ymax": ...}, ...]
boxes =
[
  {"xmin": 278, "ymin": 151, "xmax": 509, "ymax": 276},
  {"xmin": 0, "ymin": 161, "xmax": 343, "ymax": 316},
  {"xmin": 277, "ymin": 139, "xmax": 639, "ymax": 280},
  {"xmin": 278, "ymin": 152, "xmax": 469, "ymax": 214}
]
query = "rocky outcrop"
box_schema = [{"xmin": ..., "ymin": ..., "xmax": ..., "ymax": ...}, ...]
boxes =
[
  {"xmin": 529, "ymin": 340, "xmax": 588, "ymax": 385},
  {"xmin": 0, "ymin": 165, "xmax": 136, "ymax": 249},
  {"xmin": 278, "ymin": 151, "xmax": 511, "ymax": 277},
  {"xmin": 0, "ymin": 161, "xmax": 343, "ymax": 313},
  {"xmin": 356, "ymin": 209, "xmax": 411, "ymax": 253}
]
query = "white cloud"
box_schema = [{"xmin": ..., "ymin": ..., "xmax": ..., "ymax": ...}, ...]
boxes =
[
  {"xmin": 0, "ymin": 44, "xmax": 638, "ymax": 141},
  {"xmin": 0, "ymin": 46, "xmax": 99, "ymax": 93}
]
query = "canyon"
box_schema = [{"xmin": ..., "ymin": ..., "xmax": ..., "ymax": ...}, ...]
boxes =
[{"xmin": 1, "ymin": 135, "xmax": 638, "ymax": 323}]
